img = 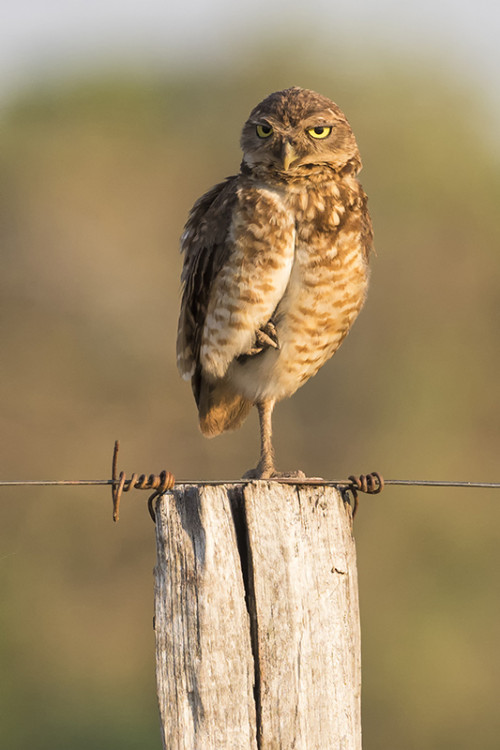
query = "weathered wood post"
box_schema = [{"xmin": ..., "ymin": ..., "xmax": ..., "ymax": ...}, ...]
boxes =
[{"xmin": 153, "ymin": 481, "xmax": 362, "ymax": 750}]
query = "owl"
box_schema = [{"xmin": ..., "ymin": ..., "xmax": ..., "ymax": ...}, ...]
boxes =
[{"xmin": 177, "ymin": 87, "xmax": 373, "ymax": 478}]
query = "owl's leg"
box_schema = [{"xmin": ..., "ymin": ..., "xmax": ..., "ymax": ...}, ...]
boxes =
[
  {"xmin": 242, "ymin": 398, "xmax": 276, "ymax": 479},
  {"xmin": 256, "ymin": 398, "xmax": 276, "ymax": 478},
  {"xmin": 243, "ymin": 398, "xmax": 307, "ymax": 479}
]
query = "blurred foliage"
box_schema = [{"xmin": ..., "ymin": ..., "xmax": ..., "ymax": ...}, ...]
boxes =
[{"xmin": 1, "ymin": 46, "xmax": 500, "ymax": 749}]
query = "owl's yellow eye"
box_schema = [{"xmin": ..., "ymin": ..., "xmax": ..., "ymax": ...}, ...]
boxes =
[
  {"xmin": 256, "ymin": 123, "xmax": 273, "ymax": 139},
  {"xmin": 307, "ymin": 126, "xmax": 332, "ymax": 139}
]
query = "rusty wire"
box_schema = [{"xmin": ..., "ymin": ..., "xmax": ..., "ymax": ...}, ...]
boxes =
[
  {"xmin": 2, "ymin": 476, "xmax": 496, "ymax": 490},
  {"xmin": 111, "ymin": 440, "xmax": 175, "ymax": 522},
  {"xmin": 2, "ymin": 442, "xmax": 500, "ymax": 523},
  {"xmin": 344, "ymin": 472, "xmax": 384, "ymax": 517}
]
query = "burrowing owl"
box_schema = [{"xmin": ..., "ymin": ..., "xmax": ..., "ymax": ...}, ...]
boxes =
[{"xmin": 177, "ymin": 87, "xmax": 373, "ymax": 478}]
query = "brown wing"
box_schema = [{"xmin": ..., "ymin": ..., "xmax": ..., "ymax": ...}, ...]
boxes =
[
  {"xmin": 177, "ymin": 174, "xmax": 296, "ymax": 436},
  {"xmin": 177, "ymin": 176, "xmax": 255, "ymax": 436},
  {"xmin": 176, "ymin": 176, "xmax": 238, "ymax": 397}
]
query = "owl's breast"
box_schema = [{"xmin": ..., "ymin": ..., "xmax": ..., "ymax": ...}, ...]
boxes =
[
  {"xmin": 271, "ymin": 228, "xmax": 368, "ymax": 394},
  {"xmin": 228, "ymin": 178, "xmax": 370, "ymax": 402}
]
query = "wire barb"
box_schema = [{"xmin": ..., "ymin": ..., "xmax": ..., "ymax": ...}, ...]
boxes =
[
  {"xmin": 3, "ymin": 465, "xmax": 500, "ymax": 522},
  {"xmin": 349, "ymin": 472, "xmax": 385, "ymax": 495},
  {"xmin": 343, "ymin": 472, "xmax": 385, "ymax": 517},
  {"xmin": 111, "ymin": 440, "xmax": 175, "ymax": 522}
]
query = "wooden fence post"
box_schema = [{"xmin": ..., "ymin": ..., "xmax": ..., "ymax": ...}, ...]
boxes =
[{"xmin": 153, "ymin": 482, "xmax": 362, "ymax": 750}]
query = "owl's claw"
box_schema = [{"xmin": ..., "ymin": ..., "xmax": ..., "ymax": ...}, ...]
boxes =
[
  {"xmin": 242, "ymin": 467, "xmax": 307, "ymax": 480},
  {"xmin": 256, "ymin": 321, "xmax": 279, "ymax": 350},
  {"xmin": 238, "ymin": 321, "xmax": 279, "ymax": 359}
]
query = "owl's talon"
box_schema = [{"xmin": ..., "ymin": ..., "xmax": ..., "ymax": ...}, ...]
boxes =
[
  {"xmin": 272, "ymin": 470, "xmax": 307, "ymax": 479},
  {"xmin": 242, "ymin": 468, "xmax": 307, "ymax": 481},
  {"xmin": 259, "ymin": 321, "xmax": 279, "ymax": 349},
  {"xmin": 238, "ymin": 321, "xmax": 280, "ymax": 360},
  {"xmin": 255, "ymin": 328, "xmax": 279, "ymax": 350}
]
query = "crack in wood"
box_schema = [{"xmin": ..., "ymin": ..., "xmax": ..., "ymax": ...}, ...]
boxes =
[{"xmin": 229, "ymin": 486, "xmax": 262, "ymax": 749}]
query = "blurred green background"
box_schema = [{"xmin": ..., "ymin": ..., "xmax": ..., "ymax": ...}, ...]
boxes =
[{"xmin": 1, "ymin": 4, "xmax": 500, "ymax": 749}]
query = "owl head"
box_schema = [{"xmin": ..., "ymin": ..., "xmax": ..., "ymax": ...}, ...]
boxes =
[{"xmin": 240, "ymin": 87, "xmax": 361, "ymax": 176}]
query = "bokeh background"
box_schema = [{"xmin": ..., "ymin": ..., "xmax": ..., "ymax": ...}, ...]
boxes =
[{"xmin": 1, "ymin": 2, "xmax": 500, "ymax": 748}]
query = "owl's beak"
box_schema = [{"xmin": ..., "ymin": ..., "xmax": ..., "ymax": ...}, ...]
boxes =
[{"xmin": 281, "ymin": 140, "xmax": 299, "ymax": 171}]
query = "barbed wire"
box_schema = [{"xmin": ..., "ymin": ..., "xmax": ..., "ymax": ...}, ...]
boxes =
[
  {"xmin": 1, "ymin": 478, "xmax": 498, "ymax": 489},
  {"xmin": 3, "ymin": 478, "xmax": 499, "ymax": 489},
  {"xmin": 1, "ymin": 441, "xmax": 499, "ymax": 521}
]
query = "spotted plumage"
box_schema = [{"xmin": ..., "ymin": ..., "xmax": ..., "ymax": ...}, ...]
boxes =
[{"xmin": 177, "ymin": 87, "xmax": 373, "ymax": 478}]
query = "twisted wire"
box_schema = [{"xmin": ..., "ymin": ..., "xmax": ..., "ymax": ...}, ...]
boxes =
[
  {"xmin": 2, "ymin": 442, "xmax": 500, "ymax": 524},
  {"xmin": 111, "ymin": 441, "xmax": 175, "ymax": 522}
]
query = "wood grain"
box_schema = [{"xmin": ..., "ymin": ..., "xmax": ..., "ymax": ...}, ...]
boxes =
[{"xmin": 154, "ymin": 482, "xmax": 361, "ymax": 749}]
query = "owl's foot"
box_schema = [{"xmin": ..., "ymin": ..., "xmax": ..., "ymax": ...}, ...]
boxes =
[
  {"xmin": 242, "ymin": 464, "xmax": 272, "ymax": 480},
  {"xmin": 256, "ymin": 321, "xmax": 279, "ymax": 350},
  {"xmin": 242, "ymin": 456, "xmax": 276, "ymax": 479},
  {"xmin": 238, "ymin": 321, "xmax": 279, "ymax": 359},
  {"xmin": 242, "ymin": 467, "xmax": 307, "ymax": 480},
  {"xmin": 271, "ymin": 469, "xmax": 307, "ymax": 480}
]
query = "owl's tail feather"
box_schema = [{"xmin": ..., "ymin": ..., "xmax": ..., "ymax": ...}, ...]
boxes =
[{"xmin": 197, "ymin": 377, "xmax": 252, "ymax": 437}]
